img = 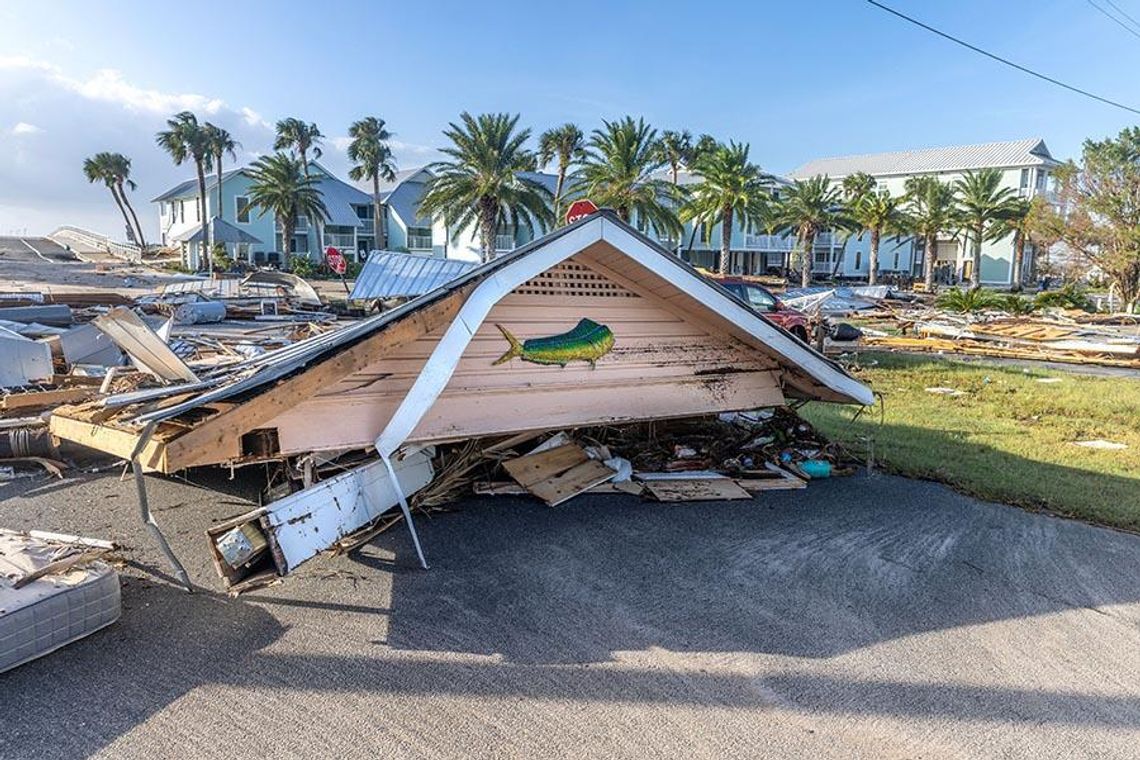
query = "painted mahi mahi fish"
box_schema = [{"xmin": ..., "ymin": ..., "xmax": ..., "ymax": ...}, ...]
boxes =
[{"xmin": 493, "ymin": 318, "xmax": 615, "ymax": 368}]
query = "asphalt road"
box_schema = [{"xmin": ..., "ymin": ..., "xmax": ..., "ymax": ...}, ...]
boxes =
[{"xmin": 2, "ymin": 469, "xmax": 1138, "ymax": 759}]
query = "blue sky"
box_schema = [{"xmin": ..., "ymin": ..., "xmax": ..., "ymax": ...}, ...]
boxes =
[{"xmin": 3, "ymin": 0, "xmax": 1140, "ymax": 236}]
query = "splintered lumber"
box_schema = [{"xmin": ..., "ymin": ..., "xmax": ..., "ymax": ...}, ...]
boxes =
[
  {"xmin": 502, "ymin": 442, "xmax": 616, "ymax": 506},
  {"xmin": 1, "ymin": 387, "xmax": 94, "ymax": 411},
  {"xmin": 643, "ymin": 478, "xmax": 752, "ymax": 502},
  {"xmin": 528, "ymin": 460, "xmax": 616, "ymax": 506},
  {"xmin": 502, "ymin": 443, "xmax": 590, "ymax": 488},
  {"xmin": 735, "ymin": 463, "xmax": 808, "ymax": 490}
]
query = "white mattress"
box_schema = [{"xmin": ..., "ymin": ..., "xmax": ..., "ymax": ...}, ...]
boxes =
[{"xmin": 0, "ymin": 533, "xmax": 121, "ymax": 673}]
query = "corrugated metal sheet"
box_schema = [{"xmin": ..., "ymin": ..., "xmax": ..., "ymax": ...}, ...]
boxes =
[
  {"xmin": 350, "ymin": 251, "xmax": 476, "ymax": 299},
  {"xmin": 789, "ymin": 138, "xmax": 1057, "ymax": 179}
]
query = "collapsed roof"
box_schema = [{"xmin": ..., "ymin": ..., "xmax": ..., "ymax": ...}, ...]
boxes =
[{"xmin": 50, "ymin": 211, "xmax": 872, "ymax": 473}]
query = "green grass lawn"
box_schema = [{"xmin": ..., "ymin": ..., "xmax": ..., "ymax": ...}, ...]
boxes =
[{"xmin": 801, "ymin": 352, "xmax": 1140, "ymax": 531}]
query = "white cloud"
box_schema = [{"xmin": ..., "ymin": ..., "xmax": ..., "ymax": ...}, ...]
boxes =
[{"xmin": 0, "ymin": 56, "xmax": 275, "ymax": 238}]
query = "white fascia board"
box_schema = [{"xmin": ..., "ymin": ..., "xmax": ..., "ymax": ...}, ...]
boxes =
[{"xmin": 600, "ymin": 222, "xmax": 874, "ymax": 407}]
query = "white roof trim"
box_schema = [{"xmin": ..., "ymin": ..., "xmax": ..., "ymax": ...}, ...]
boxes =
[{"xmin": 373, "ymin": 216, "xmax": 873, "ymax": 458}]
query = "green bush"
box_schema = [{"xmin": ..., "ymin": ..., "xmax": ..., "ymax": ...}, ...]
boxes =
[
  {"xmin": 1034, "ymin": 283, "xmax": 1093, "ymax": 311},
  {"xmin": 288, "ymin": 255, "xmax": 316, "ymax": 278},
  {"xmin": 935, "ymin": 287, "xmax": 1004, "ymax": 313},
  {"xmin": 998, "ymin": 294, "xmax": 1037, "ymax": 315}
]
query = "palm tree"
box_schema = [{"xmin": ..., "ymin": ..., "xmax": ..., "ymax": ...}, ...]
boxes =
[
  {"xmin": 202, "ymin": 123, "xmax": 239, "ymax": 227},
  {"xmin": 347, "ymin": 117, "xmax": 398, "ymax": 250},
  {"xmin": 83, "ymin": 152, "xmax": 147, "ymax": 250},
  {"xmin": 418, "ymin": 112, "xmax": 554, "ymax": 262},
  {"xmin": 245, "ymin": 153, "xmax": 329, "ymax": 271},
  {"xmin": 953, "ymin": 168, "xmax": 1017, "ymax": 288},
  {"xmin": 692, "ymin": 134, "xmax": 719, "ymax": 164},
  {"xmin": 156, "ymin": 112, "xmax": 212, "ymax": 269},
  {"xmin": 681, "ymin": 142, "xmax": 772, "ymax": 274},
  {"xmin": 904, "ymin": 175, "xmax": 958, "ymax": 292},
  {"xmin": 537, "ymin": 123, "xmax": 586, "ymax": 222},
  {"xmin": 843, "ymin": 173, "xmax": 907, "ymax": 286},
  {"xmin": 575, "ymin": 116, "xmax": 682, "ymax": 239},
  {"xmin": 771, "ymin": 175, "xmax": 852, "ymax": 287},
  {"xmin": 655, "ymin": 129, "xmax": 693, "ymax": 186},
  {"xmin": 275, "ymin": 118, "xmax": 325, "ymax": 253},
  {"xmin": 992, "ymin": 196, "xmax": 1036, "ymax": 291}
]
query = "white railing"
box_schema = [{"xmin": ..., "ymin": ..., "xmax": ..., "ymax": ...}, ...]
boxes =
[
  {"xmin": 49, "ymin": 225, "xmax": 144, "ymax": 262},
  {"xmin": 494, "ymin": 234, "xmax": 515, "ymax": 251},
  {"xmin": 408, "ymin": 233, "xmax": 433, "ymax": 250},
  {"xmin": 323, "ymin": 233, "xmax": 356, "ymax": 250},
  {"xmin": 744, "ymin": 233, "xmax": 793, "ymax": 251}
]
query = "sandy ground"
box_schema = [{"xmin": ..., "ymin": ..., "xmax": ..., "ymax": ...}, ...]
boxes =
[
  {"xmin": 1, "ymin": 469, "xmax": 1138, "ymax": 759},
  {"xmin": 0, "ymin": 236, "xmax": 353, "ymax": 303}
]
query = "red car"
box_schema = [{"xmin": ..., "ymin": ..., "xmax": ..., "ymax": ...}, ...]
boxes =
[{"xmin": 713, "ymin": 277, "xmax": 811, "ymax": 342}]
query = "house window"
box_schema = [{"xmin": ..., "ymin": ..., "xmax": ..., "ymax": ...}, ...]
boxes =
[
  {"xmin": 1020, "ymin": 168, "xmax": 1030, "ymax": 194},
  {"xmin": 1035, "ymin": 170, "xmax": 1048, "ymax": 192},
  {"xmin": 356, "ymin": 205, "xmax": 371, "ymax": 220},
  {"xmin": 855, "ymin": 251, "xmax": 863, "ymax": 269},
  {"xmin": 236, "ymin": 196, "xmax": 250, "ymax": 224},
  {"xmin": 893, "ymin": 250, "xmax": 900, "ymax": 270},
  {"xmin": 407, "ymin": 227, "xmax": 432, "ymax": 250}
]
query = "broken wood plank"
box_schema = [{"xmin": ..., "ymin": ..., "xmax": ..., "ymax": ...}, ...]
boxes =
[
  {"xmin": 1, "ymin": 387, "xmax": 94, "ymax": 411},
  {"xmin": 473, "ymin": 481, "xmax": 528, "ymax": 495},
  {"xmin": 502, "ymin": 443, "xmax": 590, "ymax": 488},
  {"xmin": 528, "ymin": 459, "xmax": 616, "ymax": 507},
  {"xmin": 644, "ymin": 478, "xmax": 752, "ymax": 502}
]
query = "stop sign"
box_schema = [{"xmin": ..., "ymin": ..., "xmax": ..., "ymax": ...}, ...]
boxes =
[
  {"xmin": 564, "ymin": 199, "xmax": 599, "ymax": 225},
  {"xmin": 324, "ymin": 246, "xmax": 347, "ymax": 275}
]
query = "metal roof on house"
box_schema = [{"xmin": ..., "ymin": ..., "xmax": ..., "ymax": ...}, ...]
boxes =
[
  {"xmin": 152, "ymin": 169, "xmax": 245, "ymax": 202},
  {"xmin": 153, "ymin": 163, "xmax": 371, "ymax": 228},
  {"xmin": 788, "ymin": 138, "xmax": 1058, "ymax": 180},
  {"xmin": 349, "ymin": 251, "xmax": 477, "ymax": 299}
]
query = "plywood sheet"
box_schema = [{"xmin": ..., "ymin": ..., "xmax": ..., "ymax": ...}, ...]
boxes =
[
  {"xmin": 528, "ymin": 459, "xmax": 616, "ymax": 507},
  {"xmin": 644, "ymin": 478, "xmax": 752, "ymax": 502},
  {"xmin": 502, "ymin": 443, "xmax": 590, "ymax": 488}
]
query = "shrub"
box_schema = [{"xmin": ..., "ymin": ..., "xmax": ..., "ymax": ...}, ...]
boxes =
[
  {"xmin": 288, "ymin": 255, "xmax": 316, "ymax": 278},
  {"xmin": 998, "ymin": 294, "xmax": 1037, "ymax": 315},
  {"xmin": 935, "ymin": 287, "xmax": 1004, "ymax": 313},
  {"xmin": 1034, "ymin": 283, "xmax": 1093, "ymax": 311}
]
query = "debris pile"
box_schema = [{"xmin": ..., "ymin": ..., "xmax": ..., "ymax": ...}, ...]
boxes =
[
  {"xmin": 0, "ymin": 280, "xmax": 340, "ymax": 480},
  {"xmin": 429, "ymin": 409, "xmax": 853, "ymax": 509}
]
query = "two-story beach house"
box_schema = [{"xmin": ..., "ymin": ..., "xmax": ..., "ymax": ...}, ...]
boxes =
[
  {"xmin": 153, "ymin": 161, "xmax": 376, "ymax": 270},
  {"xmin": 788, "ymin": 138, "xmax": 1060, "ymax": 286}
]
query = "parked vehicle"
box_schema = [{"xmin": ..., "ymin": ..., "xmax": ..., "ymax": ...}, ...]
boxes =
[{"xmin": 711, "ymin": 277, "xmax": 811, "ymax": 341}]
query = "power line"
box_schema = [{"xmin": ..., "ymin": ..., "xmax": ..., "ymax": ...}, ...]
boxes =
[
  {"xmin": 865, "ymin": 0, "xmax": 1140, "ymax": 116},
  {"xmin": 1087, "ymin": 0, "xmax": 1140, "ymax": 40},
  {"xmin": 1104, "ymin": 0, "xmax": 1140, "ymax": 31}
]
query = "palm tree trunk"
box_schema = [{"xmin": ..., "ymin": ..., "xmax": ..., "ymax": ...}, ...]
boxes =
[
  {"xmin": 1011, "ymin": 233, "xmax": 1025, "ymax": 292},
  {"xmin": 480, "ymin": 197, "xmax": 497, "ymax": 263},
  {"xmin": 800, "ymin": 229, "xmax": 815, "ymax": 288},
  {"xmin": 719, "ymin": 207, "xmax": 733, "ymax": 274},
  {"xmin": 372, "ymin": 173, "xmax": 384, "ymax": 250},
  {"xmin": 924, "ymin": 233, "xmax": 936, "ymax": 291},
  {"xmin": 196, "ymin": 160, "xmax": 211, "ymax": 275},
  {"xmin": 117, "ymin": 182, "xmax": 148, "ymax": 252},
  {"xmin": 301, "ymin": 150, "xmax": 319, "ymax": 257},
  {"xmin": 283, "ymin": 217, "xmax": 295, "ymax": 269},
  {"xmin": 971, "ymin": 226, "xmax": 982, "ymax": 289},
  {"xmin": 107, "ymin": 185, "xmax": 134, "ymax": 244},
  {"xmin": 868, "ymin": 226, "xmax": 880, "ymax": 286},
  {"xmin": 554, "ymin": 168, "xmax": 566, "ymax": 223}
]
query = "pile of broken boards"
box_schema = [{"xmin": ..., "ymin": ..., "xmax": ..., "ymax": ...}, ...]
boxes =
[
  {"xmin": 862, "ymin": 310, "xmax": 1140, "ymax": 368},
  {"xmin": 0, "ymin": 283, "xmax": 340, "ymax": 481},
  {"xmin": 453, "ymin": 408, "xmax": 851, "ymax": 506},
  {"xmin": 205, "ymin": 410, "xmax": 851, "ymax": 595}
]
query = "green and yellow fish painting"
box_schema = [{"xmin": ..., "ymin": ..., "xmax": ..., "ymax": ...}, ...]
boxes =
[{"xmin": 493, "ymin": 318, "xmax": 615, "ymax": 368}]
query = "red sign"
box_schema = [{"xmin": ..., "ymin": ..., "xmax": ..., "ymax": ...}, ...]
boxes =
[
  {"xmin": 324, "ymin": 246, "xmax": 347, "ymax": 275},
  {"xmin": 564, "ymin": 199, "xmax": 599, "ymax": 225}
]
